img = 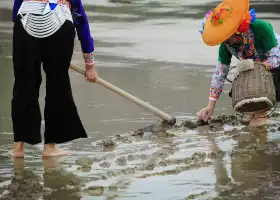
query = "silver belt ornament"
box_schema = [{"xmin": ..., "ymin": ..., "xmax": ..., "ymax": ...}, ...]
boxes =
[{"xmin": 18, "ymin": 1, "xmax": 73, "ymax": 38}]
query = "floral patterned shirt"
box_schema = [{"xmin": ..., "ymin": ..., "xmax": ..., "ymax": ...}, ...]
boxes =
[{"xmin": 209, "ymin": 19, "xmax": 280, "ymax": 101}]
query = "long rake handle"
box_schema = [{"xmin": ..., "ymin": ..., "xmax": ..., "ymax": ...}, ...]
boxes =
[{"xmin": 70, "ymin": 64, "xmax": 176, "ymax": 124}]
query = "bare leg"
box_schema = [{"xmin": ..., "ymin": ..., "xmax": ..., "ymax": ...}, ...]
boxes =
[
  {"xmin": 42, "ymin": 143, "xmax": 70, "ymax": 157},
  {"xmin": 249, "ymin": 111, "xmax": 268, "ymax": 127},
  {"xmin": 245, "ymin": 113, "xmax": 255, "ymax": 122},
  {"xmin": 8, "ymin": 142, "xmax": 24, "ymax": 158}
]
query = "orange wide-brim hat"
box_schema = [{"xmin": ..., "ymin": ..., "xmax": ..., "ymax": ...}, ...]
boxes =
[{"xmin": 202, "ymin": 0, "xmax": 250, "ymax": 46}]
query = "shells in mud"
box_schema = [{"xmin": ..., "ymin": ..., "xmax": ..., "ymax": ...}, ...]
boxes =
[
  {"xmin": 182, "ymin": 121, "xmax": 199, "ymax": 129},
  {"xmin": 76, "ymin": 157, "xmax": 94, "ymax": 172},
  {"xmin": 101, "ymin": 138, "xmax": 116, "ymax": 148},
  {"xmin": 83, "ymin": 186, "xmax": 104, "ymax": 196},
  {"xmin": 179, "ymin": 114, "xmax": 249, "ymax": 131}
]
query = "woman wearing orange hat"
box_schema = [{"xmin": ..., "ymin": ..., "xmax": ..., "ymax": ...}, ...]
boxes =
[{"xmin": 196, "ymin": 0, "xmax": 280, "ymax": 126}]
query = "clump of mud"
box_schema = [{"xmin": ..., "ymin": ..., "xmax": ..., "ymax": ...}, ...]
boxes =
[
  {"xmin": 270, "ymin": 112, "xmax": 280, "ymax": 118},
  {"xmin": 99, "ymin": 161, "xmax": 111, "ymax": 168},
  {"xmin": 116, "ymin": 156, "xmax": 127, "ymax": 166},
  {"xmin": 211, "ymin": 114, "xmax": 248, "ymax": 126},
  {"xmin": 181, "ymin": 120, "xmax": 201, "ymax": 129},
  {"xmin": 153, "ymin": 147, "xmax": 177, "ymax": 158},
  {"xmin": 115, "ymin": 134, "xmax": 134, "ymax": 143},
  {"xmin": 225, "ymin": 128, "xmax": 240, "ymax": 135},
  {"xmin": 0, "ymin": 179, "xmax": 48, "ymax": 200},
  {"xmin": 264, "ymin": 141, "xmax": 280, "ymax": 155},
  {"xmin": 131, "ymin": 113, "xmax": 280, "ymax": 141},
  {"xmin": 129, "ymin": 114, "xmax": 253, "ymax": 141},
  {"xmin": 127, "ymin": 154, "xmax": 140, "ymax": 161},
  {"xmin": 76, "ymin": 157, "xmax": 93, "ymax": 172},
  {"xmin": 152, "ymin": 120, "xmax": 173, "ymax": 134},
  {"xmin": 94, "ymin": 138, "xmax": 117, "ymax": 151},
  {"xmin": 189, "ymin": 152, "xmax": 207, "ymax": 163},
  {"xmin": 83, "ymin": 186, "xmax": 104, "ymax": 196},
  {"xmin": 185, "ymin": 191, "xmax": 208, "ymax": 200},
  {"xmin": 207, "ymin": 150, "xmax": 226, "ymax": 159},
  {"xmin": 132, "ymin": 120, "xmax": 174, "ymax": 137},
  {"xmin": 132, "ymin": 129, "xmax": 144, "ymax": 137},
  {"xmin": 101, "ymin": 138, "xmax": 116, "ymax": 148},
  {"xmin": 180, "ymin": 114, "xmax": 248, "ymax": 130}
]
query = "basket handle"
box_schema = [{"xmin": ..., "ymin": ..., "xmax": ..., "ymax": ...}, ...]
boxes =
[{"xmin": 225, "ymin": 66, "xmax": 237, "ymax": 83}]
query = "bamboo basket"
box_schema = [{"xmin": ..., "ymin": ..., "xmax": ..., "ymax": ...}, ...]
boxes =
[{"xmin": 232, "ymin": 62, "xmax": 276, "ymax": 113}]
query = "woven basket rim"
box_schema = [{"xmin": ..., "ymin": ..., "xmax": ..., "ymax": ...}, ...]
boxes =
[
  {"xmin": 231, "ymin": 62, "xmax": 276, "ymax": 113},
  {"xmin": 233, "ymin": 96, "xmax": 273, "ymax": 112}
]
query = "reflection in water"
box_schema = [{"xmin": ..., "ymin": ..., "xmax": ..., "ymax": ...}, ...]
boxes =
[
  {"xmin": 229, "ymin": 127, "xmax": 271, "ymax": 199},
  {"xmin": 1, "ymin": 158, "xmax": 43, "ymax": 200},
  {"xmin": 210, "ymin": 127, "xmax": 280, "ymax": 199},
  {"xmin": 207, "ymin": 135, "xmax": 231, "ymax": 188},
  {"xmin": 1, "ymin": 157, "xmax": 85, "ymax": 200},
  {"xmin": 231, "ymin": 127, "xmax": 269, "ymax": 183},
  {"xmin": 43, "ymin": 157, "xmax": 84, "ymax": 200}
]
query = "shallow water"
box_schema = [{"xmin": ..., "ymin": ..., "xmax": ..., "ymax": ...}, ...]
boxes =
[{"xmin": 1, "ymin": 0, "xmax": 280, "ymax": 199}]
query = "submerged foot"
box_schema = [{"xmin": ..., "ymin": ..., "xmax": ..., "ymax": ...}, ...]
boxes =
[
  {"xmin": 8, "ymin": 150, "xmax": 24, "ymax": 158},
  {"xmin": 249, "ymin": 111, "xmax": 268, "ymax": 127},
  {"xmin": 245, "ymin": 113, "xmax": 255, "ymax": 122},
  {"xmin": 43, "ymin": 156, "xmax": 67, "ymax": 169},
  {"xmin": 8, "ymin": 142, "xmax": 24, "ymax": 158},
  {"xmin": 42, "ymin": 144, "xmax": 70, "ymax": 157},
  {"xmin": 249, "ymin": 118, "xmax": 267, "ymax": 127}
]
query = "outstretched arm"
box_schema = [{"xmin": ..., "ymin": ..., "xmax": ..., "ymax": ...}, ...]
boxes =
[
  {"xmin": 197, "ymin": 44, "xmax": 232, "ymax": 121},
  {"xmin": 209, "ymin": 62, "xmax": 230, "ymax": 101},
  {"xmin": 208, "ymin": 43, "xmax": 232, "ymax": 104}
]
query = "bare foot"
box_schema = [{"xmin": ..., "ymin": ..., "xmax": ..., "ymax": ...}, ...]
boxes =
[
  {"xmin": 42, "ymin": 144, "xmax": 70, "ymax": 157},
  {"xmin": 8, "ymin": 142, "xmax": 24, "ymax": 158},
  {"xmin": 249, "ymin": 111, "xmax": 268, "ymax": 127}
]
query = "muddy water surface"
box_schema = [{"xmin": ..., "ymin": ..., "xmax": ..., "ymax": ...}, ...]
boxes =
[{"xmin": 1, "ymin": 0, "xmax": 280, "ymax": 199}]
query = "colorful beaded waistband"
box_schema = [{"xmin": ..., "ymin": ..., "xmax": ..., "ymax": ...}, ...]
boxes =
[{"xmin": 23, "ymin": 0, "xmax": 71, "ymax": 8}]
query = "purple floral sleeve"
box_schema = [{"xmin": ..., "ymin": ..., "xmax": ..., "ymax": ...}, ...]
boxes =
[
  {"xmin": 264, "ymin": 32, "xmax": 280, "ymax": 70},
  {"xmin": 209, "ymin": 62, "xmax": 230, "ymax": 101}
]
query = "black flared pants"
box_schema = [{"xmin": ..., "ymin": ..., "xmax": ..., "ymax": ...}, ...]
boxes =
[{"xmin": 12, "ymin": 18, "xmax": 87, "ymax": 145}]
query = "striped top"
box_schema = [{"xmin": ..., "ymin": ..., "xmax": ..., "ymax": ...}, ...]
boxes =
[
  {"xmin": 18, "ymin": 1, "xmax": 73, "ymax": 39},
  {"xmin": 13, "ymin": 0, "xmax": 95, "ymax": 65}
]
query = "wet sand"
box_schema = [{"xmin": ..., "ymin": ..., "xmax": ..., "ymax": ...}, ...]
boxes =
[{"xmin": 1, "ymin": 0, "xmax": 280, "ymax": 199}]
